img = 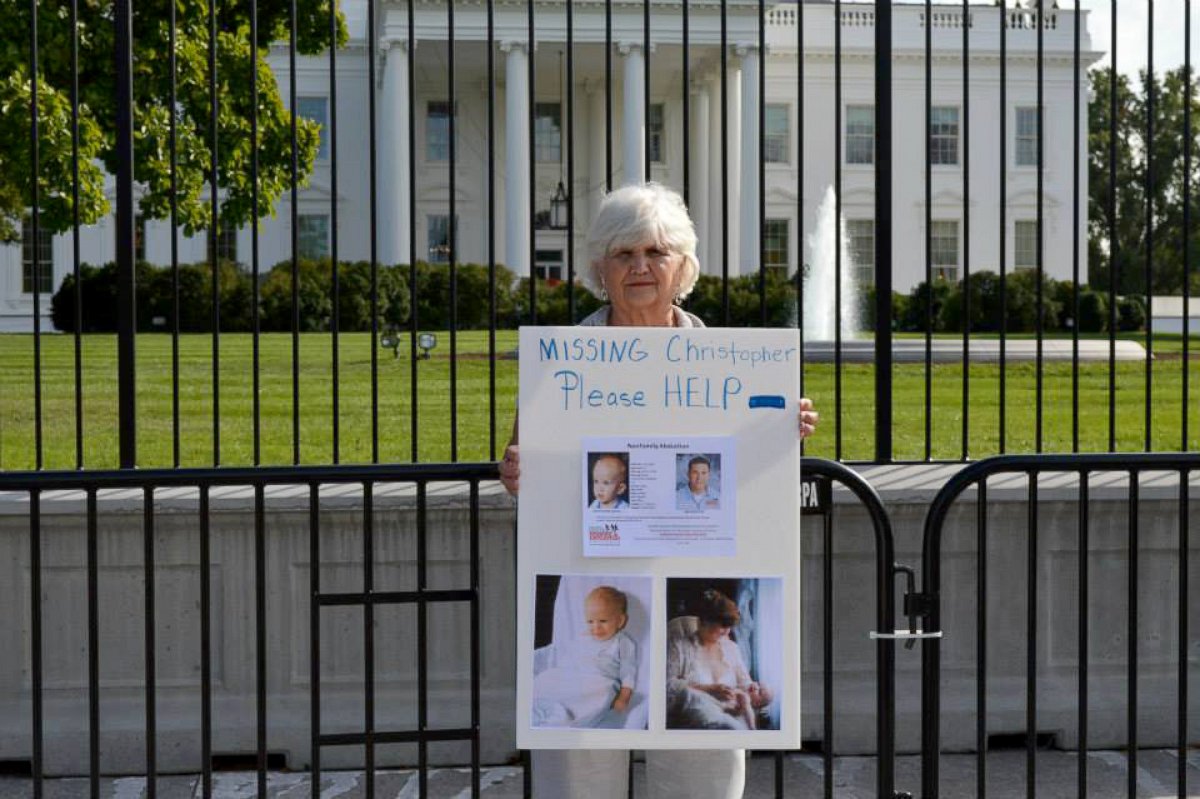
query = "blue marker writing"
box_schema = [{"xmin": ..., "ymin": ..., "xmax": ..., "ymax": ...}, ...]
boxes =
[{"xmin": 748, "ymin": 395, "xmax": 786, "ymax": 409}]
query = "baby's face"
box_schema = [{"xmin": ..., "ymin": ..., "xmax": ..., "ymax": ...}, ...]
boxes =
[
  {"xmin": 584, "ymin": 595, "xmax": 626, "ymax": 641},
  {"xmin": 592, "ymin": 458, "xmax": 626, "ymax": 506}
]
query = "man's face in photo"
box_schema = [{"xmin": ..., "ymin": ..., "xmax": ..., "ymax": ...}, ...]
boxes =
[{"xmin": 687, "ymin": 461, "xmax": 710, "ymax": 495}]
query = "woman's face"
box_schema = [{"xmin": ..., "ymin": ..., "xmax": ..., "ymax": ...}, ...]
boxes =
[
  {"xmin": 597, "ymin": 240, "xmax": 685, "ymax": 317},
  {"xmin": 698, "ymin": 621, "xmax": 732, "ymax": 646}
]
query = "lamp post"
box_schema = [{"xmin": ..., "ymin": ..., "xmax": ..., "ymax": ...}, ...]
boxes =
[
  {"xmin": 549, "ymin": 50, "xmax": 569, "ymax": 231},
  {"xmin": 550, "ymin": 181, "xmax": 569, "ymax": 230}
]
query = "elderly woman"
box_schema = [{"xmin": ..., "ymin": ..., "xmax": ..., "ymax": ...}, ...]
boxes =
[{"xmin": 499, "ymin": 182, "xmax": 817, "ymax": 799}]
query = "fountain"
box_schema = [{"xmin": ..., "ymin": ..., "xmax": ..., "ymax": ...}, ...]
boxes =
[
  {"xmin": 803, "ymin": 185, "xmax": 860, "ymax": 342},
  {"xmin": 798, "ymin": 185, "xmax": 1145, "ymax": 363}
]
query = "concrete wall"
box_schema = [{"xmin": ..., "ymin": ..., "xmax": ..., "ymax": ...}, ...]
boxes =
[{"xmin": 0, "ymin": 470, "xmax": 1196, "ymax": 775}]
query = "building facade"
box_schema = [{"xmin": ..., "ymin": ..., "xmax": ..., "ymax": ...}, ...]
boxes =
[{"xmin": 0, "ymin": 0, "xmax": 1100, "ymax": 331}]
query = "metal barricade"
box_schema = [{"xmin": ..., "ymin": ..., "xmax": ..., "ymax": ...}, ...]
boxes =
[{"xmin": 915, "ymin": 453, "xmax": 1198, "ymax": 798}]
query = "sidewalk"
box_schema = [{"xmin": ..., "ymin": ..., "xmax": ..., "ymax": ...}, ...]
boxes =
[{"xmin": 2, "ymin": 750, "xmax": 1196, "ymax": 799}]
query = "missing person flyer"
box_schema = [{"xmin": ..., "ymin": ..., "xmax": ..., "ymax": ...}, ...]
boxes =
[{"xmin": 582, "ymin": 436, "xmax": 736, "ymax": 557}]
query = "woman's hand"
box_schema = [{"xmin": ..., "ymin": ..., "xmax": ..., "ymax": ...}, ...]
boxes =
[
  {"xmin": 798, "ymin": 397, "xmax": 819, "ymax": 439},
  {"xmin": 696, "ymin": 683, "xmax": 735, "ymax": 702},
  {"xmin": 499, "ymin": 444, "xmax": 520, "ymax": 496}
]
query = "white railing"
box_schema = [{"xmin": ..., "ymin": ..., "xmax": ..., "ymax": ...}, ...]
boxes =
[{"xmin": 764, "ymin": 4, "xmax": 1063, "ymax": 33}]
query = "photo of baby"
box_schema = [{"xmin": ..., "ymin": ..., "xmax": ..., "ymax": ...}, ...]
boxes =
[
  {"xmin": 587, "ymin": 452, "xmax": 630, "ymax": 510},
  {"xmin": 664, "ymin": 577, "xmax": 783, "ymax": 732},
  {"xmin": 531, "ymin": 574, "xmax": 651, "ymax": 729}
]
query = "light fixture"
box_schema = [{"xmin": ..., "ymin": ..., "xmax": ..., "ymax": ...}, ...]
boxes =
[
  {"xmin": 550, "ymin": 181, "xmax": 569, "ymax": 230},
  {"xmin": 381, "ymin": 328, "xmax": 401, "ymax": 358},
  {"xmin": 418, "ymin": 332, "xmax": 438, "ymax": 359}
]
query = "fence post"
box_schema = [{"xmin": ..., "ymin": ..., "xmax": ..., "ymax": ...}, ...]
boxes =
[
  {"xmin": 874, "ymin": 0, "xmax": 893, "ymax": 463},
  {"xmin": 114, "ymin": 0, "xmax": 136, "ymax": 468}
]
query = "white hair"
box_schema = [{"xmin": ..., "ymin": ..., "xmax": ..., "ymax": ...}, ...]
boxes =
[{"xmin": 583, "ymin": 183, "xmax": 701, "ymax": 300}]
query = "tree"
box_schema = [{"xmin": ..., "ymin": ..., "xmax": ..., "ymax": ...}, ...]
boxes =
[
  {"xmin": 0, "ymin": 0, "xmax": 345, "ymax": 243},
  {"xmin": 1088, "ymin": 66, "xmax": 1200, "ymax": 297}
]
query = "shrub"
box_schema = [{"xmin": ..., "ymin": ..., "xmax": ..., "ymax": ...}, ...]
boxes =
[
  {"xmin": 260, "ymin": 259, "xmax": 334, "ymax": 331},
  {"xmin": 899, "ymin": 278, "xmax": 956, "ymax": 332},
  {"xmin": 415, "ymin": 262, "xmax": 521, "ymax": 329},
  {"xmin": 684, "ymin": 269, "xmax": 798, "ymax": 327},
  {"xmin": 509, "ymin": 278, "xmax": 605, "ymax": 325},
  {"xmin": 1117, "ymin": 294, "xmax": 1146, "ymax": 331},
  {"xmin": 1076, "ymin": 288, "xmax": 1108, "ymax": 333},
  {"xmin": 259, "ymin": 259, "xmax": 412, "ymax": 332},
  {"xmin": 51, "ymin": 260, "xmax": 253, "ymax": 332},
  {"xmin": 331, "ymin": 261, "xmax": 411, "ymax": 331}
]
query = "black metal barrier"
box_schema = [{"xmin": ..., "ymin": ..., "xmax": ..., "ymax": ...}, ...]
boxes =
[
  {"xmin": 0, "ymin": 462, "xmax": 492, "ymax": 799},
  {"xmin": 0, "ymin": 457, "xmax": 918, "ymax": 798},
  {"xmin": 916, "ymin": 453, "xmax": 1198, "ymax": 799}
]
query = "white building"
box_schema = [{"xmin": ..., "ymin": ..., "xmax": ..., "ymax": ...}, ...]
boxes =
[{"xmin": 0, "ymin": 1, "xmax": 1101, "ymax": 331}]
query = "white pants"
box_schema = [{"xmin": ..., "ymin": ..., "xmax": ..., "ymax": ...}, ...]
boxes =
[{"xmin": 531, "ymin": 749, "xmax": 745, "ymax": 799}]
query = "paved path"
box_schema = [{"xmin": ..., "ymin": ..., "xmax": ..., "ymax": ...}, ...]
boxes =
[{"xmin": 2, "ymin": 750, "xmax": 1197, "ymax": 798}]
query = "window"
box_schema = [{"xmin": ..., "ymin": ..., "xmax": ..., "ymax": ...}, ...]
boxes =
[
  {"xmin": 930, "ymin": 106, "xmax": 959, "ymax": 166},
  {"xmin": 846, "ymin": 219, "xmax": 875, "ymax": 286},
  {"xmin": 648, "ymin": 103, "xmax": 665, "ymax": 163},
  {"xmin": 426, "ymin": 101, "xmax": 454, "ymax": 162},
  {"xmin": 930, "ymin": 220, "xmax": 959, "ymax": 281},
  {"xmin": 845, "ymin": 105, "xmax": 874, "ymax": 165},
  {"xmin": 298, "ymin": 214, "xmax": 329, "ymax": 260},
  {"xmin": 113, "ymin": 214, "xmax": 146, "ymax": 262},
  {"xmin": 427, "ymin": 214, "xmax": 456, "ymax": 263},
  {"xmin": 765, "ymin": 104, "xmax": 789, "ymax": 164},
  {"xmin": 763, "ymin": 219, "xmax": 789, "ymax": 268},
  {"xmin": 297, "ymin": 96, "xmax": 329, "ymax": 161},
  {"xmin": 22, "ymin": 217, "xmax": 53, "ymax": 294},
  {"xmin": 208, "ymin": 215, "xmax": 239, "ymax": 264},
  {"xmin": 535, "ymin": 249, "xmax": 563, "ymax": 281},
  {"xmin": 534, "ymin": 103, "xmax": 561, "ymax": 163},
  {"xmin": 135, "ymin": 214, "xmax": 146, "ymax": 262},
  {"xmin": 1016, "ymin": 106, "xmax": 1039, "ymax": 167},
  {"xmin": 1014, "ymin": 220, "xmax": 1038, "ymax": 270}
]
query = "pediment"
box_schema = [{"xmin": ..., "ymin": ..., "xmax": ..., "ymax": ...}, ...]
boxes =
[
  {"xmin": 1007, "ymin": 189, "xmax": 1061, "ymax": 210},
  {"xmin": 418, "ymin": 184, "xmax": 475, "ymax": 205},
  {"xmin": 767, "ymin": 185, "xmax": 800, "ymax": 203}
]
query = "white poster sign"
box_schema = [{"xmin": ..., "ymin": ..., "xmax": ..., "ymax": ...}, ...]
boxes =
[{"xmin": 517, "ymin": 326, "xmax": 802, "ymax": 750}]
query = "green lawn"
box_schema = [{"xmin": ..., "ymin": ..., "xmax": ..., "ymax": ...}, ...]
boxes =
[{"xmin": 1, "ymin": 331, "xmax": 1198, "ymax": 470}]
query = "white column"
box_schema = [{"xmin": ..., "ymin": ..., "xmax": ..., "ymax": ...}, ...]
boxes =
[
  {"xmin": 706, "ymin": 77, "xmax": 723, "ymax": 276},
  {"xmin": 737, "ymin": 44, "xmax": 760, "ymax": 274},
  {"xmin": 503, "ymin": 41, "xmax": 531, "ymax": 276},
  {"xmin": 688, "ymin": 83, "xmax": 710, "ymax": 271},
  {"xmin": 726, "ymin": 55, "xmax": 742, "ymax": 276},
  {"xmin": 620, "ymin": 43, "xmax": 645, "ymax": 186},
  {"xmin": 588, "ymin": 82, "xmax": 607, "ymax": 222},
  {"xmin": 380, "ymin": 39, "xmax": 410, "ymax": 265}
]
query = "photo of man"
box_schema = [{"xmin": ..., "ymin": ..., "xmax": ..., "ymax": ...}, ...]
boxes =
[{"xmin": 675, "ymin": 454, "xmax": 721, "ymax": 511}]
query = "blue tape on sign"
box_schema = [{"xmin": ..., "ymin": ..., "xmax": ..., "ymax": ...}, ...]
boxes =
[{"xmin": 748, "ymin": 395, "xmax": 786, "ymax": 409}]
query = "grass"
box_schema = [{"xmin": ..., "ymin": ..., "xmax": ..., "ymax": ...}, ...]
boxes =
[{"xmin": 1, "ymin": 331, "xmax": 1198, "ymax": 470}]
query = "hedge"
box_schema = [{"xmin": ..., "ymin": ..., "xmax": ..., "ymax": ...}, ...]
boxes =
[{"xmin": 50, "ymin": 261, "xmax": 1142, "ymax": 335}]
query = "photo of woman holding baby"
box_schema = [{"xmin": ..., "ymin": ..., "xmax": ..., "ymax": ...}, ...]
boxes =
[{"xmin": 664, "ymin": 579, "xmax": 782, "ymax": 732}]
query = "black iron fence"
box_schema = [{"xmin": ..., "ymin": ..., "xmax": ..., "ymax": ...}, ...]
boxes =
[
  {"xmin": 916, "ymin": 452, "xmax": 1199, "ymax": 798},
  {"xmin": 4, "ymin": 0, "xmax": 1199, "ymax": 469},
  {"xmin": 0, "ymin": 457, "xmax": 911, "ymax": 798}
]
